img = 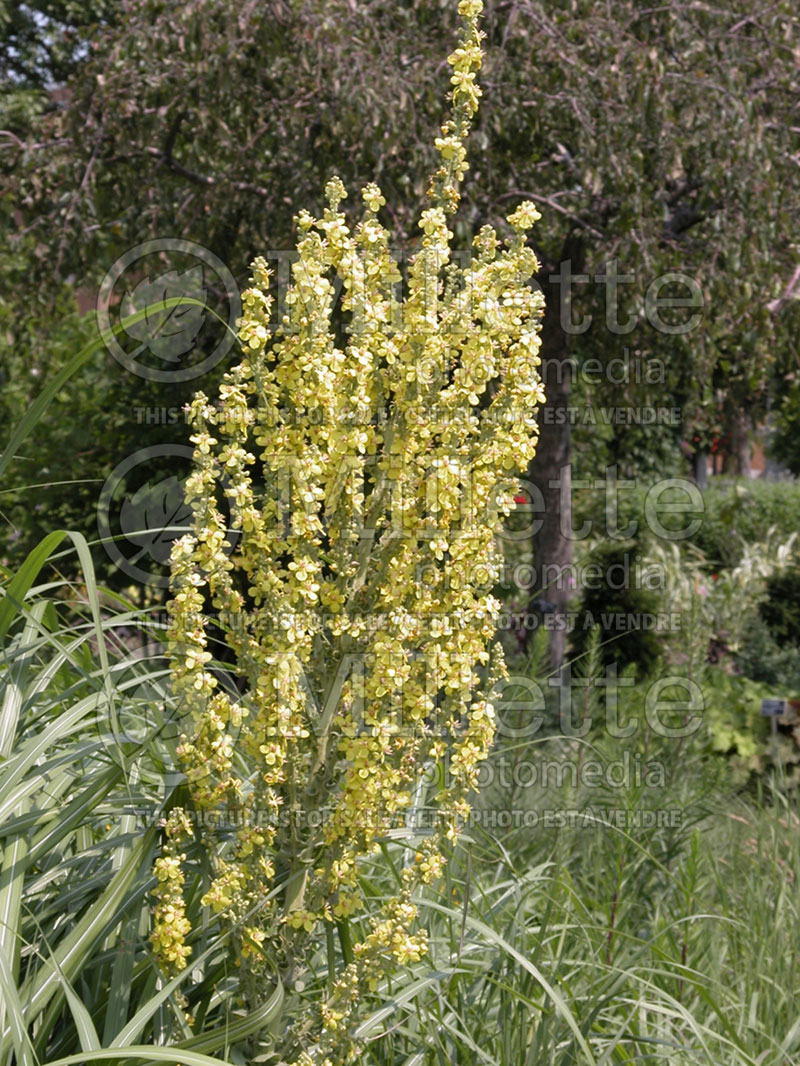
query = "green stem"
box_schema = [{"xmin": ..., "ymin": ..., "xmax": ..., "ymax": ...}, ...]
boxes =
[
  {"xmin": 325, "ymin": 920, "xmax": 337, "ymax": 995},
  {"xmin": 336, "ymin": 917, "xmax": 353, "ymax": 967}
]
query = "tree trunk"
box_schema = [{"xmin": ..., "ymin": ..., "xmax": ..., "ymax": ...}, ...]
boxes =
[
  {"xmin": 692, "ymin": 449, "xmax": 708, "ymax": 489},
  {"xmin": 722, "ymin": 406, "xmax": 752, "ymax": 477},
  {"xmin": 525, "ymin": 238, "xmax": 583, "ymax": 676}
]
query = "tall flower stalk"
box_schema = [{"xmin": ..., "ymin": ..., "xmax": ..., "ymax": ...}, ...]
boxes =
[{"xmin": 152, "ymin": 1, "xmax": 546, "ymax": 1060}]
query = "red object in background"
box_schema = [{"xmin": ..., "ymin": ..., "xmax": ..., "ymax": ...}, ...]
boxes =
[{"xmin": 514, "ymin": 494, "xmax": 528, "ymax": 504}]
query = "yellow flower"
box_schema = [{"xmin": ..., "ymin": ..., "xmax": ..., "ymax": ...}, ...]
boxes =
[
  {"xmin": 325, "ymin": 176, "xmax": 347, "ymax": 208},
  {"xmin": 507, "ymin": 200, "xmax": 542, "ymax": 231},
  {"xmin": 361, "ymin": 182, "xmax": 386, "ymax": 213},
  {"xmin": 285, "ymin": 908, "xmax": 317, "ymax": 932}
]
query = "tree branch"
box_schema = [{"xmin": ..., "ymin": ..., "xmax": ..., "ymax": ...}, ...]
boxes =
[
  {"xmin": 142, "ymin": 145, "xmax": 270, "ymax": 198},
  {"xmin": 492, "ymin": 189, "xmax": 605, "ymax": 239},
  {"xmin": 767, "ymin": 264, "xmax": 800, "ymax": 316}
]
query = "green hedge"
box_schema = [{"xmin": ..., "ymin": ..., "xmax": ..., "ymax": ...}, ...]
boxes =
[{"xmin": 573, "ymin": 477, "xmax": 800, "ymax": 569}]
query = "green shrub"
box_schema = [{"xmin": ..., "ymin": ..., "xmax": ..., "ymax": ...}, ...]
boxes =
[
  {"xmin": 573, "ymin": 477, "xmax": 800, "ymax": 570},
  {"xmin": 760, "ymin": 565, "xmax": 800, "ymax": 646},
  {"xmin": 691, "ymin": 480, "xmax": 800, "ymax": 567},
  {"xmin": 569, "ymin": 540, "xmax": 664, "ymax": 679},
  {"xmin": 735, "ymin": 613, "xmax": 800, "ymax": 693}
]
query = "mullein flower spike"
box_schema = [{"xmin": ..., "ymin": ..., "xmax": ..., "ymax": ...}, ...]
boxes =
[{"xmin": 152, "ymin": 2, "xmax": 545, "ymax": 1060}]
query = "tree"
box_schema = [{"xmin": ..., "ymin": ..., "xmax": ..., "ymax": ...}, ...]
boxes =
[{"xmin": 475, "ymin": 0, "xmax": 799, "ymax": 667}]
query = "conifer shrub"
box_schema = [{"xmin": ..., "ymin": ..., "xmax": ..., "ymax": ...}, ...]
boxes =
[
  {"xmin": 760, "ymin": 566, "xmax": 800, "ymax": 648},
  {"xmin": 570, "ymin": 540, "xmax": 664, "ymax": 680}
]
